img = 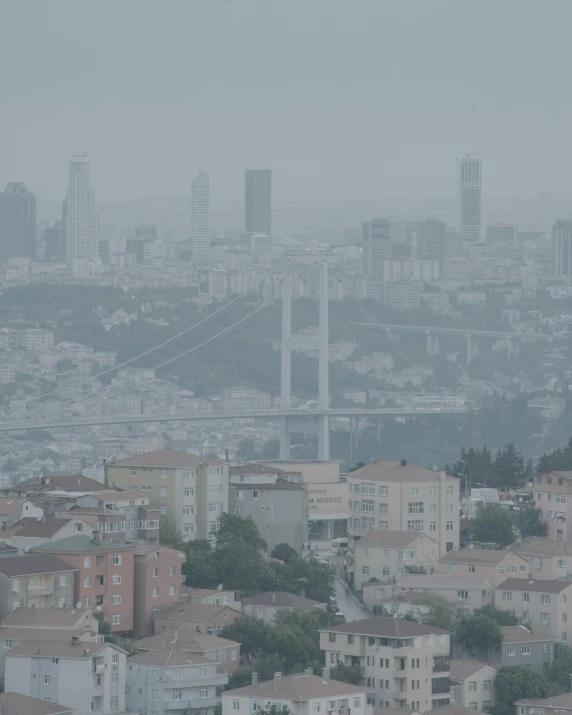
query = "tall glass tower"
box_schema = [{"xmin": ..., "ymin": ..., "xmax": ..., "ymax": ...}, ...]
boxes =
[
  {"xmin": 245, "ymin": 169, "xmax": 271, "ymax": 236},
  {"xmin": 0, "ymin": 183, "xmax": 36, "ymax": 259},
  {"xmin": 458, "ymin": 153, "xmax": 482, "ymax": 242},
  {"xmin": 65, "ymin": 153, "xmax": 98, "ymax": 261},
  {"xmin": 191, "ymin": 170, "xmax": 210, "ymax": 264}
]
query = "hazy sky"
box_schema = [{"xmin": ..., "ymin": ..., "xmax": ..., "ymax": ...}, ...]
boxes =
[{"xmin": 1, "ymin": 0, "xmax": 571, "ymax": 202}]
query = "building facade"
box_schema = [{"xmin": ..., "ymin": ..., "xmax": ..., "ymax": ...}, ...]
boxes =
[
  {"xmin": 363, "ymin": 219, "xmax": 391, "ymax": 277},
  {"xmin": 436, "ymin": 549, "xmax": 529, "ymax": 593},
  {"xmin": 552, "ymin": 219, "xmax": 572, "ymax": 277},
  {"xmin": 191, "ymin": 169, "xmax": 211, "ymax": 264},
  {"xmin": 449, "ymin": 660, "xmax": 497, "ymax": 712},
  {"xmin": 0, "ymin": 183, "xmax": 36, "ymax": 259},
  {"xmin": 245, "ymin": 169, "xmax": 272, "ymax": 236},
  {"xmin": 65, "ymin": 153, "xmax": 99, "ymax": 261},
  {"xmin": 529, "ymin": 471, "xmax": 572, "ymax": 542},
  {"xmin": 458, "ymin": 154, "xmax": 482, "ymax": 242}
]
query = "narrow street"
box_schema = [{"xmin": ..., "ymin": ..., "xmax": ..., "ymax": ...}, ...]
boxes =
[{"xmin": 331, "ymin": 554, "xmax": 369, "ymax": 623}]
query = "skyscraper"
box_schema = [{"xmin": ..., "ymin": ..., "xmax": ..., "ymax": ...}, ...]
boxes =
[
  {"xmin": 552, "ymin": 219, "xmax": 572, "ymax": 277},
  {"xmin": 419, "ymin": 218, "xmax": 446, "ymax": 260},
  {"xmin": 362, "ymin": 218, "xmax": 391, "ymax": 276},
  {"xmin": 458, "ymin": 153, "xmax": 482, "ymax": 242},
  {"xmin": 65, "ymin": 153, "xmax": 98, "ymax": 261},
  {"xmin": 190, "ymin": 170, "xmax": 210, "ymax": 264},
  {"xmin": 0, "ymin": 183, "xmax": 37, "ymax": 259},
  {"xmin": 245, "ymin": 169, "xmax": 271, "ymax": 236}
]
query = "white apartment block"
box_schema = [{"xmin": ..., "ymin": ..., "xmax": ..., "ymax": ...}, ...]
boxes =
[
  {"xmin": 223, "ymin": 671, "xmax": 370, "ymax": 715},
  {"xmin": 5, "ymin": 639, "xmax": 127, "ymax": 715},
  {"xmin": 348, "ymin": 460, "xmax": 460, "ymax": 557},
  {"xmin": 449, "ymin": 659, "xmax": 498, "ymax": 712},
  {"xmin": 320, "ymin": 616, "xmax": 451, "ymax": 711},
  {"xmin": 20, "ymin": 329, "xmax": 54, "ymax": 351}
]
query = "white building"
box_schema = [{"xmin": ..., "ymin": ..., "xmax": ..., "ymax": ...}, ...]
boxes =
[
  {"xmin": 191, "ymin": 170, "xmax": 211, "ymax": 264},
  {"xmin": 65, "ymin": 153, "xmax": 99, "ymax": 261}
]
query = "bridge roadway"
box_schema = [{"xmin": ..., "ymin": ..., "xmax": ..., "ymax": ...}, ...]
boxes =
[
  {"xmin": 0, "ymin": 407, "xmax": 470, "ymax": 432},
  {"xmin": 355, "ymin": 322, "xmax": 569, "ymax": 340}
]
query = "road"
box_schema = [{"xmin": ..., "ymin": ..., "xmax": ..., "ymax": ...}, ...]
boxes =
[{"xmin": 331, "ymin": 555, "xmax": 369, "ymax": 623}]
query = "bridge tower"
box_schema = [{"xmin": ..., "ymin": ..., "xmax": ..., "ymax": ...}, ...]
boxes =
[{"xmin": 279, "ymin": 259, "xmax": 330, "ymax": 461}]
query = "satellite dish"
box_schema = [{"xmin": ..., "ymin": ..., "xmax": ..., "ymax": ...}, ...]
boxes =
[{"xmin": 76, "ymin": 602, "xmax": 82, "ymax": 609}]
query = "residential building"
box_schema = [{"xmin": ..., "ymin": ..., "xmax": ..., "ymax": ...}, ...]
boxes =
[
  {"xmin": 0, "ymin": 515, "xmax": 94, "ymax": 550},
  {"xmin": 191, "ymin": 169, "xmax": 211, "ymax": 264},
  {"xmin": 229, "ymin": 477, "xmax": 307, "ymax": 554},
  {"xmin": 516, "ymin": 694, "xmax": 572, "ymax": 715},
  {"xmin": 363, "ymin": 219, "xmax": 391, "ymax": 277},
  {"xmin": 458, "ymin": 154, "xmax": 482, "ymax": 242},
  {"xmin": 133, "ymin": 628, "xmax": 241, "ymax": 673},
  {"xmin": 132, "ymin": 544, "xmax": 185, "ymax": 638},
  {"xmin": 0, "ymin": 692, "xmax": 73, "ymax": 715},
  {"xmin": 0, "ymin": 499, "xmax": 43, "ymax": 532},
  {"xmin": 495, "ymin": 577, "xmax": 572, "ymax": 643},
  {"xmin": 449, "ymin": 660, "xmax": 498, "ymax": 712},
  {"xmin": 493, "ymin": 625, "xmax": 555, "ymax": 673},
  {"xmin": 511, "ymin": 538, "xmax": 572, "ymax": 580},
  {"xmin": 5, "ymin": 638, "xmax": 126, "ymax": 714},
  {"xmin": 223, "ymin": 671, "xmax": 369, "ymax": 715},
  {"xmin": 320, "ymin": 616, "xmax": 451, "ymax": 710},
  {"xmin": 348, "ymin": 530, "xmax": 439, "ymax": 590},
  {"xmin": 348, "ymin": 460, "xmax": 460, "ymax": 557},
  {"xmin": 31, "ymin": 535, "xmax": 135, "ymax": 632},
  {"xmin": 552, "ymin": 219, "xmax": 572, "ymax": 277},
  {"xmin": 363, "ymin": 585, "xmax": 431, "ymax": 619},
  {"xmin": 154, "ymin": 603, "xmax": 240, "ymax": 635},
  {"xmin": 65, "ymin": 153, "xmax": 99, "ymax": 261},
  {"xmin": 0, "ymin": 556, "xmax": 76, "ymax": 619},
  {"xmin": 241, "ymin": 592, "xmax": 327, "ymax": 623},
  {"xmin": 0, "ymin": 183, "xmax": 36, "ymax": 259},
  {"xmin": 393, "ymin": 574, "xmax": 492, "ymax": 615},
  {"xmin": 529, "ymin": 471, "xmax": 572, "ymax": 541},
  {"xmin": 436, "ymin": 549, "xmax": 529, "ymax": 592},
  {"xmin": 181, "ymin": 587, "xmax": 242, "ymax": 612},
  {"xmin": 105, "ymin": 449, "xmax": 229, "ymax": 542},
  {"xmin": 126, "ymin": 647, "xmax": 226, "ymax": 715},
  {"xmin": 245, "ymin": 169, "xmax": 272, "ymax": 236}
]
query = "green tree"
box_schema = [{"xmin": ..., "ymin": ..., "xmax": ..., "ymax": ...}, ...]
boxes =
[
  {"xmin": 270, "ymin": 543, "xmax": 298, "ymax": 563},
  {"xmin": 227, "ymin": 665, "xmax": 253, "ymax": 690},
  {"xmin": 419, "ymin": 594, "xmax": 460, "ymax": 632},
  {"xmin": 492, "ymin": 443, "xmax": 525, "ymax": 489},
  {"xmin": 514, "ymin": 502, "xmax": 548, "ymax": 538},
  {"xmin": 330, "ymin": 663, "xmax": 363, "ymax": 685},
  {"xmin": 455, "ymin": 614, "xmax": 501, "ymax": 657},
  {"xmin": 236, "ymin": 438, "xmax": 257, "ymax": 461},
  {"xmin": 548, "ymin": 643, "xmax": 572, "ymax": 694},
  {"xmin": 216, "ymin": 512, "xmax": 267, "ymax": 551},
  {"xmin": 159, "ymin": 519, "xmax": 183, "ymax": 547},
  {"xmin": 182, "ymin": 539, "xmax": 218, "ymax": 588},
  {"xmin": 473, "ymin": 503, "xmax": 515, "ymax": 546},
  {"xmin": 493, "ymin": 665, "xmax": 550, "ymax": 715},
  {"xmin": 477, "ymin": 605, "xmax": 518, "ymax": 627}
]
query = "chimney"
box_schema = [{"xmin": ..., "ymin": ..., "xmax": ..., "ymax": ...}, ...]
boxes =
[
  {"xmin": 400, "ymin": 459, "xmax": 407, "ymax": 467},
  {"xmin": 273, "ymin": 672, "xmax": 282, "ymax": 691},
  {"xmin": 72, "ymin": 636, "xmax": 80, "ymax": 646},
  {"xmin": 272, "ymin": 593, "xmax": 275, "ymax": 605},
  {"xmin": 323, "ymin": 667, "xmax": 330, "ymax": 680},
  {"xmin": 251, "ymin": 672, "xmax": 259, "ymax": 690},
  {"xmin": 92, "ymin": 530, "xmax": 101, "ymax": 545}
]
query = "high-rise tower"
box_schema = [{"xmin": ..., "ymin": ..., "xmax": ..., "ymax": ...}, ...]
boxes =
[
  {"xmin": 552, "ymin": 219, "xmax": 572, "ymax": 277},
  {"xmin": 0, "ymin": 183, "xmax": 37, "ymax": 259},
  {"xmin": 458, "ymin": 153, "xmax": 482, "ymax": 242},
  {"xmin": 65, "ymin": 153, "xmax": 98, "ymax": 261},
  {"xmin": 362, "ymin": 218, "xmax": 391, "ymax": 276},
  {"xmin": 191, "ymin": 170, "xmax": 210, "ymax": 264},
  {"xmin": 245, "ymin": 169, "xmax": 271, "ymax": 236}
]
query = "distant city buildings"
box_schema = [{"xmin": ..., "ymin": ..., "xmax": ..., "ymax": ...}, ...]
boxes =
[
  {"xmin": 458, "ymin": 153, "xmax": 482, "ymax": 242},
  {"xmin": 362, "ymin": 218, "xmax": 391, "ymax": 276},
  {"xmin": 191, "ymin": 170, "xmax": 211, "ymax": 264},
  {"xmin": 0, "ymin": 183, "xmax": 36, "ymax": 259},
  {"xmin": 245, "ymin": 169, "xmax": 272, "ymax": 236},
  {"xmin": 486, "ymin": 223, "xmax": 516, "ymax": 244},
  {"xmin": 65, "ymin": 153, "xmax": 99, "ymax": 261},
  {"xmin": 551, "ymin": 219, "xmax": 572, "ymax": 277}
]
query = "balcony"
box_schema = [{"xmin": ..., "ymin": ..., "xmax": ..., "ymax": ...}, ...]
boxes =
[
  {"xmin": 433, "ymin": 660, "xmax": 450, "ymax": 673},
  {"xmin": 392, "ymin": 691, "xmax": 408, "ymax": 702},
  {"xmin": 164, "ymin": 698, "xmax": 221, "ymax": 710},
  {"xmin": 26, "ymin": 587, "xmax": 54, "ymax": 597},
  {"xmin": 163, "ymin": 675, "xmax": 227, "ymax": 688}
]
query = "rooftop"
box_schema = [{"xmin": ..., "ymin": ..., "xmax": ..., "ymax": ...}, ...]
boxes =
[
  {"xmin": 32, "ymin": 534, "xmax": 133, "ymax": 554},
  {"xmin": 497, "ymin": 577, "xmax": 572, "ymax": 594},
  {"xmin": 1, "ymin": 607, "xmax": 93, "ymax": 629},
  {"xmin": 395, "ymin": 575, "xmax": 490, "ymax": 591},
  {"xmin": 230, "ymin": 464, "xmax": 302, "ymax": 477},
  {"xmin": 0, "ymin": 555, "xmax": 76, "ymax": 577},
  {"xmin": 225, "ymin": 673, "xmax": 368, "ymax": 701},
  {"xmin": 0, "ymin": 626, "xmax": 89, "ymax": 642},
  {"xmin": 515, "ymin": 693, "xmax": 572, "ymax": 708},
  {"xmin": 450, "ymin": 659, "xmax": 498, "ymax": 680},
  {"xmin": 320, "ymin": 616, "xmax": 449, "ymax": 638},
  {"xmin": 512, "ymin": 537, "xmax": 572, "ymax": 558},
  {"xmin": 6, "ymin": 639, "xmax": 118, "ymax": 659},
  {"xmin": 109, "ymin": 448, "xmax": 221, "ymax": 469},
  {"xmin": 1, "ymin": 516, "xmax": 79, "ymax": 539},
  {"xmin": 356, "ymin": 530, "xmax": 433, "ymax": 549},
  {"xmin": 127, "ymin": 648, "xmax": 213, "ymax": 667},
  {"xmin": 0, "ymin": 498, "xmax": 25, "ymax": 515},
  {"xmin": 0, "ymin": 692, "xmax": 73, "ymax": 715},
  {"xmin": 133, "ymin": 628, "xmax": 239, "ymax": 652},
  {"xmin": 156, "ymin": 603, "xmax": 235, "ymax": 622},
  {"xmin": 439, "ymin": 549, "xmax": 519, "ymax": 565},
  {"xmin": 242, "ymin": 592, "xmax": 326, "ymax": 609},
  {"xmin": 232, "ymin": 479, "xmax": 304, "ymax": 491},
  {"xmin": 44, "ymin": 474, "xmax": 109, "ymax": 491},
  {"xmin": 501, "ymin": 625, "xmax": 556, "ymax": 644},
  {"xmin": 348, "ymin": 460, "xmax": 457, "ymax": 483},
  {"xmin": 426, "ymin": 709, "xmax": 489, "ymax": 715}
]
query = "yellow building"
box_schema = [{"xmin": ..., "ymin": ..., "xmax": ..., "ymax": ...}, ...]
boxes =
[{"xmin": 105, "ymin": 449, "xmax": 229, "ymax": 542}]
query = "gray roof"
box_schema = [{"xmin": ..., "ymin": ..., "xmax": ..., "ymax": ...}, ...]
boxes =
[
  {"xmin": 439, "ymin": 549, "xmax": 522, "ymax": 565},
  {"xmin": 111, "ymin": 449, "xmax": 221, "ymax": 468},
  {"xmin": 2, "ymin": 516, "xmax": 77, "ymax": 539},
  {"xmin": 1, "ymin": 607, "xmax": 92, "ymax": 629},
  {"xmin": 515, "ymin": 694, "xmax": 572, "ymax": 709},
  {"xmin": 356, "ymin": 530, "xmax": 431, "ymax": 549},
  {"xmin": 450, "ymin": 659, "xmax": 498, "ymax": 680},
  {"xmin": 321, "ymin": 616, "xmax": 449, "ymax": 638},
  {"xmin": 0, "ymin": 692, "xmax": 73, "ymax": 715},
  {"xmin": 497, "ymin": 578, "xmax": 572, "ymax": 594},
  {"xmin": 349, "ymin": 461, "xmax": 457, "ymax": 483},
  {"xmin": 230, "ymin": 464, "xmax": 302, "ymax": 477},
  {"xmin": 395, "ymin": 574, "xmax": 490, "ymax": 591},
  {"xmin": 156, "ymin": 603, "xmax": 237, "ymax": 622},
  {"xmin": 0, "ymin": 555, "xmax": 76, "ymax": 577},
  {"xmin": 133, "ymin": 628, "xmax": 239, "ymax": 652},
  {"xmin": 501, "ymin": 625, "xmax": 556, "ymax": 644},
  {"xmin": 44, "ymin": 474, "xmax": 109, "ymax": 491},
  {"xmin": 242, "ymin": 592, "xmax": 326, "ymax": 609},
  {"xmin": 512, "ymin": 538, "xmax": 572, "ymax": 558},
  {"xmin": 6, "ymin": 640, "xmax": 119, "ymax": 658},
  {"xmin": 128, "ymin": 648, "xmax": 212, "ymax": 667},
  {"xmin": 232, "ymin": 479, "xmax": 304, "ymax": 491},
  {"xmin": 225, "ymin": 673, "xmax": 368, "ymax": 700}
]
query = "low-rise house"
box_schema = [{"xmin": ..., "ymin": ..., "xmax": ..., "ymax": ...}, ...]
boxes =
[
  {"xmin": 154, "ymin": 603, "xmax": 240, "ymax": 635},
  {"xmin": 516, "ymin": 694, "xmax": 572, "ymax": 715},
  {"xmin": 126, "ymin": 648, "xmax": 227, "ymax": 715},
  {"xmin": 5, "ymin": 638, "xmax": 127, "ymax": 715},
  {"xmin": 132, "ymin": 544, "xmax": 185, "ymax": 638},
  {"xmin": 371, "ymin": 590, "xmax": 431, "ymax": 619},
  {"xmin": 495, "ymin": 577, "xmax": 572, "ymax": 643},
  {"xmin": 493, "ymin": 625, "xmax": 555, "ymax": 672},
  {"xmin": 241, "ymin": 592, "xmax": 327, "ymax": 623},
  {"xmin": 0, "ymin": 499, "xmax": 43, "ymax": 532},
  {"xmin": 393, "ymin": 574, "xmax": 492, "ymax": 615},
  {"xmin": 436, "ymin": 549, "xmax": 529, "ymax": 593},
  {"xmin": 449, "ymin": 659, "xmax": 498, "ymax": 712},
  {"xmin": 511, "ymin": 538, "xmax": 572, "ymax": 580},
  {"xmin": 0, "ymin": 555, "xmax": 76, "ymax": 620},
  {"xmin": 349, "ymin": 530, "xmax": 439, "ymax": 590},
  {"xmin": 181, "ymin": 586, "xmax": 242, "ymax": 612},
  {"xmin": 0, "ymin": 515, "xmax": 94, "ymax": 550},
  {"xmin": 0, "ymin": 691, "xmax": 74, "ymax": 715},
  {"xmin": 133, "ymin": 628, "xmax": 241, "ymax": 672},
  {"xmin": 223, "ymin": 671, "xmax": 370, "ymax": 715}
]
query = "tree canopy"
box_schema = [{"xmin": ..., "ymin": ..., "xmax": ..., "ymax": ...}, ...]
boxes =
[
  {"xmin": 473, "ymin": 503, "xmax": 515, "ymax": 546},
  {"xmin": 493, "ymin": 665, "xmax": 550, "ymax": 715}
]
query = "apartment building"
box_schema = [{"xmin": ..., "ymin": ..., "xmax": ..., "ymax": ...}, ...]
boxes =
[
  {"xmin": 154, "ymin": 602, "xmax": 240, "ymax": 635},
  {"xmin": 0, "ymin": 555, "xmax": 76, "ymax": 619},
  {"xmin": 223, "ymin": 671, "xmax": 370, "ymax": 715},
  {"xmin": 494, "ymin": 626, "xmax": 555, "ymax": 673},
  {"xmin": 364, "ymin": 587, "xmax": 431, "ymax": 619},
  {"xmin": 320, "ymin": 616, "xmax": 451, "ymax": 710},
  {"xmin": 394, "ymin": 574, "xmax": 492, "ymax": 614},
  {"xmin": 348, "ymin": 460, "xmax": 460, "ymax": 557},
  {"xmin": 105, "ymin": 449, "xmax": 229, "ymax": 542},
  {"xmin": 516, "ymin": 694, "xmax": 572, "ymax": 715},
  {"xmin": 0, "ymin": 515, "xmax": 94, "ymax": 550},
  {"xmin": 511, "ymin": 538, "xmax": 572, "ymax": 580},
  {"xmin": 529, "ymin": 471, "xmax": 572, "ymax": 541},
  {"xmin": 449, "ymin": 660, "xmax": 498, "ymax": 712},
  {"xmin": 0, "ymin": 692, "xmax": 73, "ymax": 715},
  {"xmin": 32, "ymin": 534, "xmax": 135, "ymax": 632},
  {"xmin": 126, "ymin": 647, "xmax": 227, "ymax": 715},
  {"xmin": 495, "ymin": 578, "xmax": 572, "ymax": 643},
  {"xmin": 229, "ymin": 476, "xmax": 307, "ymax": 554},
  {"xmin": 5, "ymin": 638, "xmax": 127, "ymax": 715},
  {"xmin": 0, "ymin": 498, "xmax": 43, "ymax": 531},
  {"xmin": 436, "ymin": 549, "xmax": 529, "ymax": 592},
  {"xmin": 181, "ymin": 587, "xmax": 242, "ymax": 612},
  {"xmin": 133, "ymin": 629, "xmax": 241, "ymax": 673},
  {"xmin": 241, "ymin": 592, "xmax": 327, "ymax": 623},
  {"xmin": 132, "ymin": 544, "xmax": 185, "ymax": 638},
  {"xmin": 349, "ymin": 530, "xmax": 439, "ymax": 590}
]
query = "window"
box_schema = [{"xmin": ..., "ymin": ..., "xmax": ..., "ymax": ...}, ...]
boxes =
[
  {"xmin": 523, "ymin": 593, "xmax": 530, "ymax": 603},
  {"xmin": 520, "ymin": 564, "xmax": 527, "ymax": 572},
  {"xmin": 469, "ymin": 704, "xmax": 478, "ymax": 711},
  {"xmin": 457, "ymin": 590, "xmax": 468, "ymax": 600},
  {"xmin": 110, "ymin": 696, "xmax": 118, "ymax": 709},
  {"xmin": 152, "ymin": 567, "xmax": 159, "ymax": 577},
  {"xmin": 184, "ymin": 487, "xmax": 195, "ymax": 497},
  {"xmin": 562, "ymin": 633, "xmax": 568, "ymax": 642},
  {"xmin": 521, "ymin": 645, "xmax": 530, "ymax": 655},
  {"xmin": 407, "ymin": 520, "xmax": 424, "ymax": 532},
  {"xmin": 183, "ymin": 505, "xmax": 193, "ymax": 515},
  {"xmin": 112, "ymin": 574, "xmax": 121, "ymax": 585},
  {"xmin": 184, "ymin": 523, "xmax": 194, "ymax": 534},
  {"xmin": 541, "ymin": 594, "xmax": 551, "ymax": 605},
  {"xmin": 446, "ymin": 485, "xmax": 454, "ymax": 495},
  {"xmin": 153, "ymin": 587, "xmax": 159, "ymax": 597},
  {"xmin": 408, "ymin": 502, "xmax": 424, "ymax": 514},
  {"xmin": 558, "ymin": 559, "xmax": 567, "ymax": 569},
  {"xmin": 112, "ymin": 653, "xmax": 119, "ymax": 664},
  {"xmin": 446, "ymin": 503, "xmax": 453, "ymax": 513},
  {"xmin": 84, "ymin": 596, "xmax": 91, "ymax": 607},
  {"xmin": 503, "ymin": 592, "xmax": 512, "ymax": 602},
  {"xmin": 130, "ymin": 468, "xmax": 137, "ymax": 476},
  {"xmin": 556, "ymin": 494, "xmax": 567, "ymax": 504},
  {"xmin": 362, "ymin": 500, "xmax": 374, "ymax": 513},
  {"xmin": 183, "ymin": 469, "xmax": 194, "ymax": 479},
  {"xmin": 173, "ymin": 690, "xmax": 182, "ymax": 701},
  {"xmin": 379, "ymin": 486, "xmax": 388, "ymax": 497},
  {"xmin": 541, "ymin": 613, "xmax": 550, "ymax": 624},
  {"xmin": 233, "ymin": 701, "xmax": 240, "ymax": 710},
  {"xmin": 231, "ymin": 648, "xmax": 237, "ymax": 660},
  {"xmin": 446, "ymin": 521, "xmax": 454, "ymax": 531},
  {"xmin": 507, "ymin": 565, "xmax": 517, "ymax": 573},
  {"xmin": 252, "ymin": 490, "xmax": 259, "ymax": 499},
  {"xmin": 468, "ymin": 681, "xmax": 476, "ymax": 692},
  {"xmin": 429, "ymin": 522, "xmax": 436, "ymax": 531},
  {"xmin": 59, "ymin": 576, "xmax": 67, "ymax": 587},
  {"xmin": 160, "ymin": 506, "xmax": 168, "ymax": 515},
  {"xmin": 379, "ymin": 521, "xmax": 388, "ymax": 531},
  {"xmin": 113, "ymin": 554, "xmax": 122, "ymax": 565},
  {"xmin": 429, "ymin": 503, "xmax": 437, "ymax": 513},
  {"xmin": 362, "ymin": 482, "xmax": 375, "ymax": 495},
  {"xmin": 200, "ymin": 688, "xmax": 208, "ymax": 698},
  {"xmin": 543, "ymin": 643, "xmax": 550, "ymax": 653},
  {"xmin": 362, "ymin": 548, "xmax": 369, "ymax": 558},
  {"xmin": 3, "ymin": 640, "xmax": 13, "ymax": 650},
  {"xmin": 112, "ymin": 614, "xmax": 121, "ymax": 625},
  {"xmin": 382, "ymin": 567, "xmax": 390, "ymax": 576},
  {"xmin": 508, "ymin": 646, "xmax": 515, "ymax": 656},
  {"xmin": 328, "ymin": 633, "xmax": 336, "ymax": 643},
  {"xmin": 430, "ymin": 486, "xmax": 436, "ymax": 496},
  {"xmin": 362, "ymin": 517, "xmax": 374, "ymax": 530},
  {"xmin": 84, "ymin": 576, "xmax": 91, "ymax": 587},
  {"xmin": 375, "ymin": 588, "xmax": 385, "ymax": 598},
  {"xmin": 152, "ymin": 608, "xmax": 159, "ymax": 617},
  {"xmin": 362, "ymin": 566, "xmax": 370, "ymax": 575},
  {"xmin": 84, "ymin": 557, "xmax": 92, "ymax": 568},
  {"xmin": 468, "ymin": 565, "xmax": 475, "ymax": 573},
  {"xmin": 353, "ymin": 699, "xmax": 361, "ymax": 709},
  {"xmin": 160, "ymin": 488, "xmax": 167, "ymax": 497},
  {"xmin": 169, "ymin": 586, "xmax": 175, "ymax": 596},
  {"xmin": 96, "ymin": 575, "xmax": 105, "ymax": 586},
  {"xmin": 448, "ymin": 564, "xmax": 456, "ymax": 573},
  {"xmin": 562, "ymin": 594, "xmax": 568, "ymax": 605},
  {"xmin": 112, "ymin": 594, "xmax": 121, "ymax": 605},
  {"xmin": 160, "ymin": 469, "xmax": 168, "ymax": 479}
]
